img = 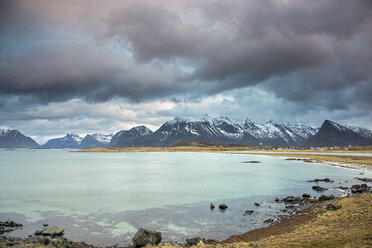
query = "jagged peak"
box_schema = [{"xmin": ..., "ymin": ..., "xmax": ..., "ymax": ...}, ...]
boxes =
[
  {"xmin": 322, "ymin": 120, "xmax": 349, "ymax": 132},
  {"xmin": 130, "ymin": 125, "xmax": 152, "ymax": 135}
]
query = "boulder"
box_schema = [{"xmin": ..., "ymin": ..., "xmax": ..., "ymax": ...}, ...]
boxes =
[
  {"xmin": 132, "ymin": 228, "xmax": 162, "ymax": 248},
  {"xmin": 41, "ymin": 226, "xmax": 64, "ymax": 236},
  {"xmin": 186, "ymin": 236, "xmax": 201, "ymax": 246},
  {"xmin": 302, "ymin": 193, "xmax": 311, "ymax": 198},
  {"xmin": 219, "ymin": 204, "xmax": 228, "ymax": 210},
  {"xmin": 254, "ymin": 202, "xmax": 260, "ymax": 206},
  {"xmin": 326, "ymin": 204, "xmax": 341, "ymax": 211},
  {"xmin": 318, "ymin": 195, "xmax": 335, "ymax": 201}
]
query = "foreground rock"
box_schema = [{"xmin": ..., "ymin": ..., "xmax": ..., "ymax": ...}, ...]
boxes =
[
  {"xmin": 0, "ymin": 221, "xmax": 23, "ymax": 234},
  {"xmin": 319, "ymin": 195, "xmax": 335, "ymax": 201},
  {"xmin": 350, "ymin": 184, "xmax": 371, "ymax": 194},
  {"xmin": 326, "ymin": 204, "xmax": 342, "ymax": 211},
  {"xmin": 41, "ymin": 226, "xmax": 64, "ymax": 236},
  {"xmin": 132, "ymin": 228, "xmax": 162, "ymax": 247},
  {"xmin": 186, "ymin": 236, "xmax": 201, "ymax": 246}
]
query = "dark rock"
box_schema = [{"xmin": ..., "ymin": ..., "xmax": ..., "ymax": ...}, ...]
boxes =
[
  {"xmin": 243, "ymin": 210, "xmax": 254, "ymax": 216},
  {"xmin": 302, "ymin": 193, "xmax": 311, "ymax": 198},
  {"xmin": 326, "ymin": 204, "xmax": 341, "ymax": 211},
  {"xmin": 132, "ymin": 228, "xmax": 162, "ymax": 248},
  {"xmin": 282, "ymin": 196, "xmax": 302, "ymax": 203},
  {"xmin": 350, "ymin": 184, "xmax": 371, "ymax": 194},
  {"xmin": 0, "ymin": 226, "xmax": 4, "ymax": 234},
  {"xmin": 275, "ymin": 198, "xmax": 280, "ymax": 202},
  {"xmin": 264, "ymin": 218, "xmax": 274, "ymax": 224},
  {"xmin": 286, "ymin": 204, "xmax": 295, "ymax": 209},
  {"xmin": 312, "ymin": 186, "xmax": 327, "ymax": 192},
  {"xmin": 254, "ymin": 202, "xmax": 260, "ymax": 206},
  {"xmin": 337, "ymin": 186, "xmax": 349, "ymax": 190},
  {"xmin": 186, "ymin": 236, "xmax": 201, "ymax": 246},
  {"xmin": 43, "ymin": 224, "xmax": 48, "ymax": 227},
  {"xmin": 355, "ymin": 177, "xmax": 372, "ymax": 182},
  {"xmin": 318, "ymin": 195, "xmax": 335, "ymax": 201},
  {"xmin": 243, "ymin": 161, "xmax": 261, "ymax": 163},
  {"xmin": 307, "ymin": 178, "xmax": 334, "ymax": 183},
  {"xmin": 41, "ymin": 226, "xmax": 64, "ymax": 236},
  {"xmin": 34, "ymin": 230, "xmax": 42, "ymax": 236},
  {"xmin": 219, "ymin": 204, "xmax": 228, "ymax": 210},
  {"xmin": 33, "ymin": 237, "xmax": 50, "ymax": 245},
  {"xmin": 52, "ymin": 239, "xmax": 78, "ymax": 248},
  {"xmin": 210, "ymin": 203, "xmax": 215, "ymax": 209}
]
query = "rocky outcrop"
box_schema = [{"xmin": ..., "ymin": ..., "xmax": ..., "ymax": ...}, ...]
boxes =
[
  {"xmin": 40, "ymin": 226, "xmax": 64, "ymax": 236},
  {"xmin": 186, "ymin": 236, "xmax": 201, "ymax": 246},
  {"xmin": 132, "ymin": 228, "xmax": 162, "ymax": 248}
]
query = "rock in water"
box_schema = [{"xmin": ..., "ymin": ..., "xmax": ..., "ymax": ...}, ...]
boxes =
[
  {"xmin": 210, "ymin": 203, "xmax": 215, "ymax": 209},
  {"xmin": 186, "ymin": 236, "xmax": 202, "ymax": 246},
  {"xmin": 41, "ymin": 226, "xmax": 64, "ymax": 236},
  {"xmin": 219, "ymin": 204, "xmax": 228, "ymax": 210},
  {"xmin": 132, "ymin": 228, "xmax": 162, "ymax": 247},
  {"xmin": 312, "ymin": 186, "xmax": 327, "ymax": 192}
]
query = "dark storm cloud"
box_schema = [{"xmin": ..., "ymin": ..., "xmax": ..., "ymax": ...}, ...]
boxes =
[{"xmin": 0, "ymin": 0, "xmax": 372, "ymax": 112}]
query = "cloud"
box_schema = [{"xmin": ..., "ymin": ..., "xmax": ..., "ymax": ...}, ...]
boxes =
[{"xmin": 0, "ymin": 0, "xmax": 371, "ymax": 139}]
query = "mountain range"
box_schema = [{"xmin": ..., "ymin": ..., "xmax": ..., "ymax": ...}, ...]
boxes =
[{"xmin": 1, "ymin": 116, "xmax": 371, "ymax": 148}]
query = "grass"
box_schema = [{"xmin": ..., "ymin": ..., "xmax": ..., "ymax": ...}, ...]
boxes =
[{"xmin": 147, "ymin": 194, "xmax": 372, "ymax": 248}]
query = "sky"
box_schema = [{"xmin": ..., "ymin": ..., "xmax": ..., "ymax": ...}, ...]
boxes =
[{"xmin": 0, "ymin": 0, "xmax": 372, "ymax": 144}]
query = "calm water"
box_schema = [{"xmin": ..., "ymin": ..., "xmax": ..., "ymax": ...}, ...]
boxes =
[{"xmin": 0, "ymin": 149, "xmax": 370, "ymax": 246}]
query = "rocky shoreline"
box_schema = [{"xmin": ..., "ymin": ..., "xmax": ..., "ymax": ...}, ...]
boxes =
[{"xmin": 1, "ymin": 176, "xmax": 371, "ymax": 248}]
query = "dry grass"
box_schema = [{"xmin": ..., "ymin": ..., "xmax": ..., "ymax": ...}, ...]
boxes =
[{"xmin": 147, "ymin": 194, "xmax": 372, "ymax": 248}]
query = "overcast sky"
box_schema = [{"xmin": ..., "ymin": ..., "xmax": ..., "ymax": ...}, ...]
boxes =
[{"xmin": 1, "ymin": 0, "xmax": 372, "ymax": 143}]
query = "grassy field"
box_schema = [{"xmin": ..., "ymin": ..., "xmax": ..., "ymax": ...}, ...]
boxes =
[{"xmin": 148, "ymin": 194, "xmax": 372, "ymax": 248}]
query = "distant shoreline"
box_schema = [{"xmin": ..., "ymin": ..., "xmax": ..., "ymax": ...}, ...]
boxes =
[{"xmin": 79, "ymin": 145, "xmax": 372, "ymax": 171}]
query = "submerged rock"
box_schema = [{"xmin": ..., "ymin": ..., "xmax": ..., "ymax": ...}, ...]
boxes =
[
  {"xmin": 186, "ymin": 236, "xmax": 201, "ymax": 246},
  {"xmin": 312, "ymin": 186, "xmax": 327, "ymax": 192},
  {"xmin": 307, "ymin": 178, "xmax": 334, "ymax": 183},
  {"xmin": 219, "ymin": 204, "xmax": 228, "ymax": 210},
  {"xmin": 243, "ymin": 210, "xmax": 254, "ymax": 216},
  {"xmin": 41, "ymin": 226, "xmax": 64, "ymax": 236},
  {"xmin": 132, "ymin": 228, "xmax": 162, "ymax": 248},
  {"xmin": 355, "ymin": 177, "xmax": 372, "ymax": 183}
]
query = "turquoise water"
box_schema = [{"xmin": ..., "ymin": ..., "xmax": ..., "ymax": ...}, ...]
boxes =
[{"xmin": 0, "ymin": 149, "xmax": 369, "ymax": 246}]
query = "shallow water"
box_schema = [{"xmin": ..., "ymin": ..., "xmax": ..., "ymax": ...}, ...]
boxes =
[{"xmin": 0, "ymin": 149, "xmax": 370, "ymax": 246}]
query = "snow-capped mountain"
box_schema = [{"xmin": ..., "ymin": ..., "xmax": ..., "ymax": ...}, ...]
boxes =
[
  {"xmin": 42, "ymin": 133, "xmax": 83, "ymax": 149},
  {"xmin": 43, "ymin": 133, "xmax": 113, "ymax": 149},
  {"xmin": 80, "ymin": 134, "xmax": 113, "ymax": 149},
  {"xmin": 109, "ymin": 115, "xmax": 322, "ymax": 147},
  {"xmin": 109, "ymin": 126, "xmax": 153, "ymax": 147},
  {"xmin": 346, "ymin": 126, "xmax": 372, "ymax": 138},
  {"xmin": 304, "ymin": 120, "xmax": 372, "ymax": 147},
  {"xmin": 0, "ymin": 129, "xmax": 39, "ymax": 148}
]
